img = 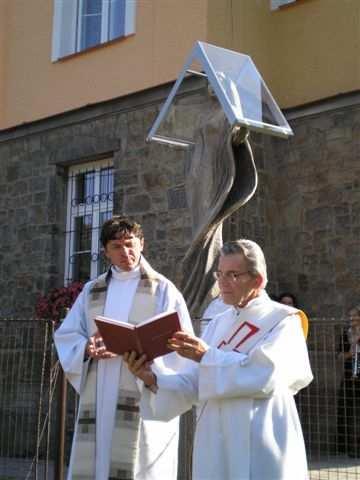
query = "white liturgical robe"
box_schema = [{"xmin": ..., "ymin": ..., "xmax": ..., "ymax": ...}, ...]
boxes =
[
  {"xmin": 141, "ymin": 290, "xmax": 313, "ymax": 480},
  {"xmin": 54, "ymin": 260, "xmax": 193, "ymax": 480}
]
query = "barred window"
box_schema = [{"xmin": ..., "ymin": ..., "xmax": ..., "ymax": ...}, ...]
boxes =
[{"xmin": 65, "ymin": 159, "xmax": 114, "ymax": 284}]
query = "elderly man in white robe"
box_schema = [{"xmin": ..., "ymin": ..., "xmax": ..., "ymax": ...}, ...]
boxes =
[
  {"xmin": 54, "ymin": 215, "xmax": 193, "ymax": 480},
  {"xmin": 125, "ymin": 239, "xmax": 313, "ymax": 480}
]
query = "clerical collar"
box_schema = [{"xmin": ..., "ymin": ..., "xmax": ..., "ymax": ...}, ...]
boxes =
[{"xmin": 111, "ymin": 264, "xmax": 141, "ymax": 280}]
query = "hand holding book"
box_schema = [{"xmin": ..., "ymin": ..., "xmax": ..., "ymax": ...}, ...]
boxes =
[
  {"xmin": 95, "ymin": 310, "xmax": 182, "ymax": 361},
  {"xmin": 123, "ymin": 351, "xmax": 158, "ymax": 392},
  {"xmin": 85, "ymin": 331, "xmax": 118, "ymax": 360},
  {"xmin": 123, "ymin": 330, "xmax": 208, "ymax": 393},
  {"xmin": 167, "ymin": 331, "xmax": 209, "ymax": 362}
]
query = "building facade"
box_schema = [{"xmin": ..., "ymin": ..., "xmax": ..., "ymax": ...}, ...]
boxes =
[{"xmin": 0, "ymin": 0, "xmax": 359, "ymax": 319}]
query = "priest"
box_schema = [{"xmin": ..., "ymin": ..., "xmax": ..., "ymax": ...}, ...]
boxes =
[
  {"xmin": 125, "ymin": 239, "xmax": 313, "ymax": 480},
  {"xmin": 54, "ymin": 215, "xmax": 193, "ymax": 480}
]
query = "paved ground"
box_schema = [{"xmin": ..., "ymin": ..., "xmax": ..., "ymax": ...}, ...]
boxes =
[
  {"xmin": 309, "ymin": 456, "xmax": 360, "ymax": 480},
  {"xmin": 0, "ymin": 458, "xmax": 54, "ymax": 479},
  {"xmin": 0, "ymin": 456, "xmax": 360, "ymax": 479}
]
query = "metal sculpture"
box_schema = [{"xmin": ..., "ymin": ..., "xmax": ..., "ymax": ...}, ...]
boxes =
[{"xmin": 181, "ymin": 99, "xmax": 258, "ymax": 318}]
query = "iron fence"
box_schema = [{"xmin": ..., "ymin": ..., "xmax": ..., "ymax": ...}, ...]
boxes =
[{"xmin": 0, "ymin": 318, "xmax": 359, "ymax": 479}]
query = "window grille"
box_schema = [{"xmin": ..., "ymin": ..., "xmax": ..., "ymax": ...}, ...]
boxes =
[{"xmin": 64, "ymin": 159, "xmax": 114, "ymax": 285}]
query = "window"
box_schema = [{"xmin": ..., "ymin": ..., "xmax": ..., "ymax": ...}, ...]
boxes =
[
  {"xmin": 52, "ymin": 0, "xmax": 136, "ymax": 61},
  {"xmin": 270, "ymin": 0, "xmax": 296, "ymax": 10},
  {"xmin": 65, "ymin": 159, "xmax": 114, "ymax": 284}
]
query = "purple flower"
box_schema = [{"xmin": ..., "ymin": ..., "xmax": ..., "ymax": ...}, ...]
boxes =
[{"xmin": 35, "ymin": 282, "xmax": 84, "ymax": 326}]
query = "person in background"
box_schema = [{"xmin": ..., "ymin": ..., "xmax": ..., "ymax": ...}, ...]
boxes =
[
  {"xmin": 279, "ymin": 291, "xmax": 309, "ymax": 338},
  {"xmin": 279, "ymin": 291, "xmax": 298, "ymax": 307},
  {"xmin": 125, "ymin": 239, "xmax": 313, "ymax": 480},
  {"xmin": 337, "ymin": 304, "xmax": 360, "ymax": 458},
  {"xmin": 54, "ymin": 215, "xmax": 193, "ymax": 480}
]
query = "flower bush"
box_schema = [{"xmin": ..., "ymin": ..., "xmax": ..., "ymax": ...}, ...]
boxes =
[{"xmin": 35, "ymin": 282, "xmax": 84, "ymax": 326}]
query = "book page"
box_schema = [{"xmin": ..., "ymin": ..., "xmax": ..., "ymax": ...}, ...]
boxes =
[
  {"xmin": 137, "ymin": 309, "xmax": 177, "ymax": 327},
  {"xmin": 95, "ymin": 315, "xmax": 134, "ymax": 330}
]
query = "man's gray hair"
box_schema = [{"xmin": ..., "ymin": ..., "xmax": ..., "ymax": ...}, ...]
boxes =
[{"xmin": 220, "ymin": 239, "xmax": 268, "ymax": 288}]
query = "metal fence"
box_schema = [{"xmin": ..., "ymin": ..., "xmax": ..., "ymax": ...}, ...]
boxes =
[
  {"xmin": 300, "ymin": 319, "xmax": 360, "ymax": 479},
  {"xmin": 0, "ymin": 319, "xmax": 57, "ymax": 479},
  {"xmin": 0, "ymin": 318, "xmax": 359, "ymax": 479}
]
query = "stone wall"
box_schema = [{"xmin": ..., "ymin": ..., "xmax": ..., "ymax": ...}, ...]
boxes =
[
  {"xmin": 0, "ymin": 80, "xmax": 359, "ymax": 319},
  {"xmin": 0, "ymin": 79, "xmax": 201, "ymax": 317},
  {"xmin": 268, "ymin": 101, "xmax": 360, "ymax": 317}
]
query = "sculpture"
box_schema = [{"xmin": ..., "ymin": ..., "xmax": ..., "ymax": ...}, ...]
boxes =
[{"xmin": 181, "ymin": 93, "xmax": 258, "ymax": 318}]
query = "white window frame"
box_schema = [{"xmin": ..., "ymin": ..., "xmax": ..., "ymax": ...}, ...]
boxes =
[
  {"xmin": 52, "ymin": 0, "xmax": 137, "ymax": 61},
  {"xmin": 270, "ymin": 0, "xmax": 296, "ymax": 10},
  {"xmin": 64, "ymin": 159, "xmax": 114, "ymax": 285},
  {"xmin": 77, "ymin": 0, "xmax": 106, "ymax": 52}
]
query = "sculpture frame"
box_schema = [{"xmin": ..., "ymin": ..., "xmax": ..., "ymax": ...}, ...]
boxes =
[{"xmin": 147, "ymin": 41, "xmax": 293, "ymax": 147}]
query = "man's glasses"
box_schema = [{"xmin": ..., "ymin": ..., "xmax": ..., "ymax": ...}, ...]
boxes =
[{"xmin": 213, "ymin": 271, "xmax": 250, "ymax": 282}]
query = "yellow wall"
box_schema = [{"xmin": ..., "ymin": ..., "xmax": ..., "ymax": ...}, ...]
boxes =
[
  {"xmin": 207, "ymin": 0, "xmax": 360, "ymax": 108},
  {"xmin": 207, "ymin": 0, "xmax": 272, "ymax": 73},
  {"xmin": 1, "ymin": 0, "xmax": 359, "ymax": 130},
  {"xmin": 266, "ymin": 0, "xmax": 360, "ymax": 108},
  {"xmin": 2, "ymin": 0, "xmax": 207, "ymax": 130},
  {"xmin": 0, "ymin": 1, "xmax": 7, "ymax": 126}
]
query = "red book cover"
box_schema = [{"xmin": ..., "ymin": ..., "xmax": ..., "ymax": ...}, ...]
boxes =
[{"xmin": 95, "ymin": 310, "xmax": 181, "ymax": 361}]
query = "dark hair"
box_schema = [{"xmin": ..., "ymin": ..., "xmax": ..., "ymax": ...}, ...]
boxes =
[
  {"xmin": 278, "ymin": 292, "xmax": 298, "ymax": 308},
  {"xmin": 100, "ymin": 216, "xmax": 144, "ymax": 247}
]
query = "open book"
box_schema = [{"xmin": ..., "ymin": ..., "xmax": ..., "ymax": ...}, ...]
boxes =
[{"xmin": 94, "ymin": 310, "xmax": 181, "ymax": 361}]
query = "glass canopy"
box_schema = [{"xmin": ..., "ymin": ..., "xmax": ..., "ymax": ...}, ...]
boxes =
[{"xmin": 147, "ymin": 41, "xmax": 293, "ymax": 147}]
